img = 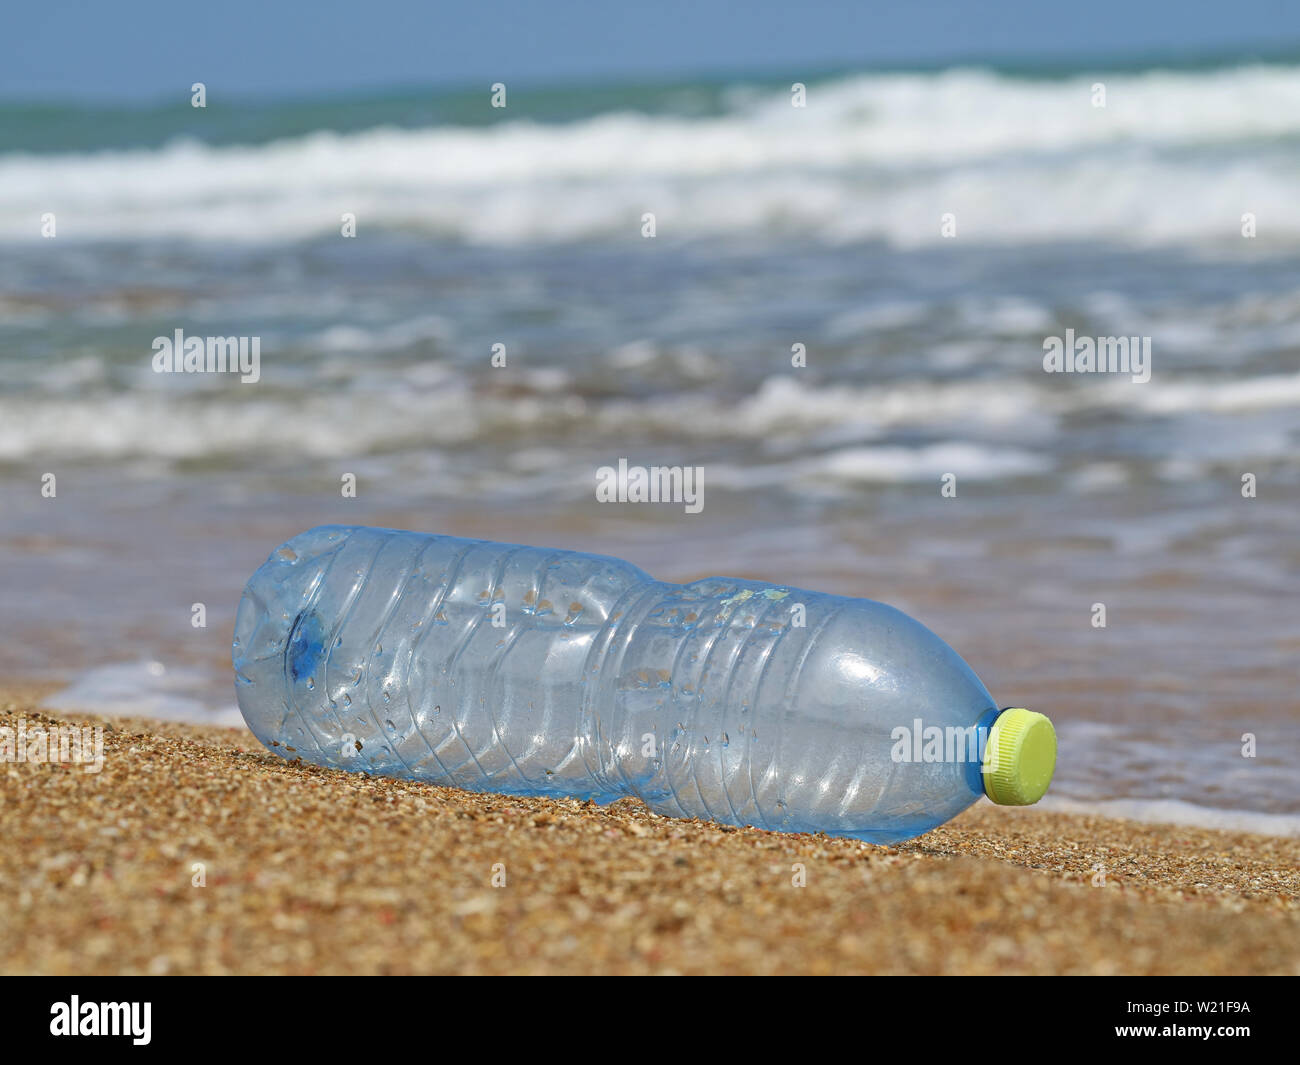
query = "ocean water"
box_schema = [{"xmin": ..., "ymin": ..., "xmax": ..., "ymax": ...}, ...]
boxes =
[{"xmin": 1, "ymin": 59, "xmax": 1297, "ymax": 833}]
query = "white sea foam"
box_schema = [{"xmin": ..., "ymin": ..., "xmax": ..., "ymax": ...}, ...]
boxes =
[
  {"xmin": 1119, "ymin": 370, "xmax": 1300, "ymax": 413},
  {"xmin": 1039, "ymin": 795, "xmax": 1300, "ymax": 838},
  {"xmin": 3, "ymin": 365, "xmax": 1299, "ymax": 469},
  {"xmin": 43, "ymin": 660, "xmax": 244, "ymax": 728},
  {"xmin": 6, "ymin": 65, "xmax": 1300, "ymax": 246},
  {"xmin": 705, "ymin": 442, "xmax": 1051, "ymax": 491}
]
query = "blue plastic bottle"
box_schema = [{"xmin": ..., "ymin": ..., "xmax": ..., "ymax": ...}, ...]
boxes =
[{"xmin": 233, "ymin": 525, "xmax": 1056, "ymax": 843}]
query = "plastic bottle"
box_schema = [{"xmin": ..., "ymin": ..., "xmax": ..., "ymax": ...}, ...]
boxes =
[{"xmin": 233, "ymin": 525, "xmax": 1056, "ymax": 843}]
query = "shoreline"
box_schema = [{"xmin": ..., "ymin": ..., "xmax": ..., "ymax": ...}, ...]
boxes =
[
  {"xmin": 30, "ymin": 667, "xmax": 1300, "ymax": 841},
  {"xmin": 3, "ymin": 695, "xmax": 1298, "ymax": 975}
]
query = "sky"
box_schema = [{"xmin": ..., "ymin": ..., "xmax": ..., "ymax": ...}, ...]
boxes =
[{"xmin": 4, "ymin": 0, "xmax": 1300, "ymax": 101}]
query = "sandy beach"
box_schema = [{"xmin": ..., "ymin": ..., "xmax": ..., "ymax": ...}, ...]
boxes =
[{"xmin": 2, "ymin": 691, "xmax": 1297, "ymax": 976}]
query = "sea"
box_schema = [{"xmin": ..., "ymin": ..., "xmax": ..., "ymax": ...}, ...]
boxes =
[{"xmin": 1, "ymin": 55, "xmax": 1298, "ymax": 833}]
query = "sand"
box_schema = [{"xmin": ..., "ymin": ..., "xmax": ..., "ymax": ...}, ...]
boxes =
[{"xmin": 2, "ymin": 693, "xmax": 1298, "ymax": 975}]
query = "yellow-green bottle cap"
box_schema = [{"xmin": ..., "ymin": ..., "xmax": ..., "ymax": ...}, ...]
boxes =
[{"xmin": 983, "ymin": 707, "xmax": 1056, "ymax": 805}]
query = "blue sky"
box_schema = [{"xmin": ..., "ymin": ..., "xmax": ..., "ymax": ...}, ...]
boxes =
[{"xmin": 5, "ymin": 0, "xmax": 1300, "ymax": 100}]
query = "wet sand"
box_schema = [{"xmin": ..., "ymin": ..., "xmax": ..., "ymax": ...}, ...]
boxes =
[{"xmin": 2, "ymin": 692, "xmax": 1297, "ymax": 975}]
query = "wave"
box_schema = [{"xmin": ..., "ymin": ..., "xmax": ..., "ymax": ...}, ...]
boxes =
[
  {"xmin": 4, "ymin": 369, "xmax": 1298, "ymax": 482},
  {"xmin": 5, "ymin": 64, "xmax": 1300, "ymax": 246}
]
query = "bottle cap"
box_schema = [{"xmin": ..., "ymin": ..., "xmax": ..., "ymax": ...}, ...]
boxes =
[{"xmin": 982, "ymin": 707, "xmax": 1056, "ymax": 805}]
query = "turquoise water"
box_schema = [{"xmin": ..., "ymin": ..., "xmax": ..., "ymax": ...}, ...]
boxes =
[
  {"xmin": 1, "ymin": 57, "xmax": 1298, "ymax": 831},
  {"xmin": 5, "ymin": 48, "xmax": 1300, "ymax": 154}
]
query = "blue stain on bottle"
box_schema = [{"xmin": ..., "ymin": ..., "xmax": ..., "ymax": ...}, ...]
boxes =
[
  {"xmin": 233, "ymin": 525, "xmax": 1056, "ymax": 843},
  {"xmin": 288, "ymin": 612, "xmax": 327, "ymax": 686}
]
